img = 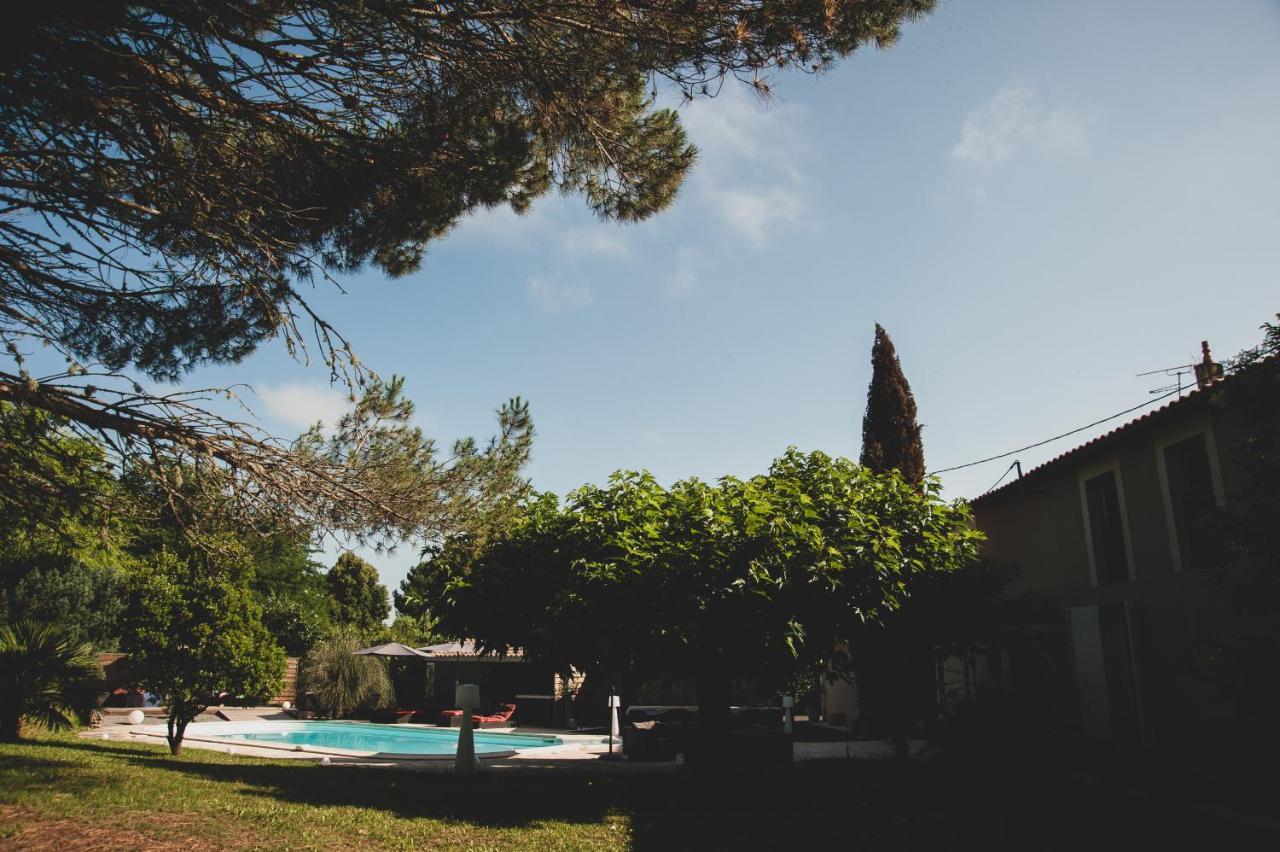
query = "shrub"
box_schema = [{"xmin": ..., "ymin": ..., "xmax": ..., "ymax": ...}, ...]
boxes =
[
  {"xmin": 300, "ymin": 631, "xmax": 392, "ymax": 717},
  {"xmin": 0, "ymin": 620, "xmax": 102, "ymax": 740}
]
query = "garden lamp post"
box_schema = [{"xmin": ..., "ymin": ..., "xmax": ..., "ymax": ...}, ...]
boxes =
[
  {"xmin": 455, "ymin": 683, "xmax": 480, "ymax": 773},
  {"xmin": 608, "ymin": 691, "xmax": 621, "ymax": 745},
  {"xmin": 600, "ymin": 690, "xmax": 624, "ymax": 761},
  {"xmin": 782, "ymin": 695, "xmax": 794, "ymax": 736}
]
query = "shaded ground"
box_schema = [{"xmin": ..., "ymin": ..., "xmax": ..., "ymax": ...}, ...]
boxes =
[{"xmin": 2, "ymin": 733, "xmax": 1278, "ymax": 850}]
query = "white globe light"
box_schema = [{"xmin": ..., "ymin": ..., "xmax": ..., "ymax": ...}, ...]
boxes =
[
  {"xmin": 281, "ymin": 700, "xmax": 292, "ymax": 710},
  {"xmin": 126, "ymin": 709, "xmax": 145, "ymax": 725}
]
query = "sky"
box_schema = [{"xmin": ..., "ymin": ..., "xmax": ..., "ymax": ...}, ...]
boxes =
[{"xmin": 165, "ymin": 0, "xmax": 1280, "ymax": 594}]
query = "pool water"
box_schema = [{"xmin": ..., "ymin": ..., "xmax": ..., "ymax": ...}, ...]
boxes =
[{"xmin": 203, "ymin": 721, "xmax": 562, "ymax": 756}]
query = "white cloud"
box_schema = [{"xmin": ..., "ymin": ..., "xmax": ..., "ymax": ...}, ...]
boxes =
[
  {"xmin": 712, "ymin": 187, "xmax": 803, "ymax": 244},
  {"xmin": 679, "ymin": 86, "xmax": 814, "ymax": 245},
  {"xmin": 559, "ymin": 225, "xmax": 632, "ymax": 259},
  {"xmin": 453, "ymin": 200, "xmax": 634, "ymax": 261},
  {"xmin": 950, "ymin": 84, "xmax": 1086, "ymax": 170},
  {"xmin": 255, "ymin": 382, "xmax": 349, "ymax": 434},
  {"xmin": 681, "ymin": 86, "xmax": 810, "ymax": 175},
  {"xmin": 527, "ymin": 276, "xmax": 592, "ymax": 311}
]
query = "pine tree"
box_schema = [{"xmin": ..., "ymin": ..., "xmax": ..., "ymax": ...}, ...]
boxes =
[{"xmin": 860, "ymin": 324, "xmax": 926, "ymax": 485}]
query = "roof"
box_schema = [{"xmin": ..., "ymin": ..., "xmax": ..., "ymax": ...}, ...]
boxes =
[
  {"xmin": 417, "ymin": 640, "xmax": 524, "ymax": 661},
  {"xmin": 968, "ymin": 368, "xmax": 1244, "ymax": 507}
]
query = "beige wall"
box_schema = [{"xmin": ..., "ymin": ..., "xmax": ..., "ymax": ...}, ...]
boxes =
[{"xmin": 971, "ymin": 396, "xmax": 1251, "ymax": 763}]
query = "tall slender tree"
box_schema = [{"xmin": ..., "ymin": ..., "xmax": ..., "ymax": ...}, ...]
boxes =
[
  {"xmin": 856, "ymin": 323, "xmax": 929, "ymax": 760},
  {"xmin": 860, "ymin": 324, "xmax": 926, "ymax": 486}
]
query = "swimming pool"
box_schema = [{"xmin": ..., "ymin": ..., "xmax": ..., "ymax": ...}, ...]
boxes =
[{"xmin": 166, "ymin": 721, "xmax": 563, "ymax": 759}]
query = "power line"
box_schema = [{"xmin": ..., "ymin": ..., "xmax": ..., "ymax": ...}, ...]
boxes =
[{"xmin": 928, "ymin": 385, "xmax": 1185, "ymax": 476}]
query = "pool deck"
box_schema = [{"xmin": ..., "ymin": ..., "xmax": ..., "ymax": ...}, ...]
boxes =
[{"xmin": 82, "ymin": 708, "xmax": 923, "ymax": 772}]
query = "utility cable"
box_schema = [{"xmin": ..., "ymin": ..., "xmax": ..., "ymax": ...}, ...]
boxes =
[{"xmin": 928, "ymin": 385, "xmax": 1186, "ymax": 476}]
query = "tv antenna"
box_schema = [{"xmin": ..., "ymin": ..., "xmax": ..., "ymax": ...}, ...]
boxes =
[{"xmin": 1136, "ymin": 361, "xmax": 1196, "ymax": 398}]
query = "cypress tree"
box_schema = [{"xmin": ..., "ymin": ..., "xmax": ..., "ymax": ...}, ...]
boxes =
[
  {"xmin": 856, "ymin": 323, "xmax": 929, "ymax": 761},
  {"xmin": 860, "ymin": 324, "xmax": 926, "ymax": 485}
]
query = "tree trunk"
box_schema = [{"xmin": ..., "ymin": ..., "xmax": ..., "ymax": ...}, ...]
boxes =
[
  {"xmin": 167, "ymin": 712, "xmax": 192, "ymax": 755},
  {"xmin": 686, "ymin": 668, "xmax": 734, "ymax": 768}
]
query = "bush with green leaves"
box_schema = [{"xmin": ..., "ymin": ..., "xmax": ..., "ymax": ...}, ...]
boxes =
[
  {"xmin": 121, "ymin": 547, "xmax": 285, "ymax": 754},
  {"xmin": 299, "ymin": 630, "xmax": 393, "ymax": 718},
  {"xmin": 0, "ymin": 620, "xmax": 103, "ymax": 741}
]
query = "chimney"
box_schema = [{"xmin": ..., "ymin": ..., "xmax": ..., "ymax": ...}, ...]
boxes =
[{"xmin": 1193, "ymin": 340, "xmax": 1223, "ymax": 390}]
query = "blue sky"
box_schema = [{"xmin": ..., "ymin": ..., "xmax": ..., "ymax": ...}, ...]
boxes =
[{"xmin": 174, "ymin": 0, "xmax": 1280, "ymax": 593}]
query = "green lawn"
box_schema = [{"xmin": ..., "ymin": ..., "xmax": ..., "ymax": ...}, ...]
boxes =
[{"xmin": 1, "ymin": 733, "xmax": 1275, "ymax": 850}]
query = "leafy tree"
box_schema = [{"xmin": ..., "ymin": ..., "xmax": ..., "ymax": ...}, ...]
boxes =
[
  {"xmin": 121, "ymin": 548, "xmax": 285, "ymax": 754},
  {"xmin": 246, "ymin": 530, "xmax": 332, "ymax": 656},
  {"xmin": 327, "ymin": 552, "xmax": 390, "ymax": 633},
  {"xmin": 2, "ymin": 2, "xmax": 935, "ymax": 542},
  {"xmin": 0, "ymin": 402, "xmax": 118, "ymax": 536},
  {"xmin": 375, "ymin": 614, "xmax": 444, "ymax": 650},
  {"xmin": 0, "ymin": 402, "xmax": 129, "ymax": 649},
  {"xmin": 424, "ymin": 449, "xmax": 981, "ymax": 731},
  {"xmin": 860, "ymin": 324, "xmax": 925, "ymax": 486},
  {"xmin": 259, "ymin": 595, "xmax": 330, "ymax": 659},
  {"xmin": 299, "ymin": 630, "xmax": 393, "ymax": 718},
  {"xmin": 0, "ymin": 558, "xmax": 125, "ymax": 651},
  {"xmin": 0, "ymin": 620, "xmax": 102, "ymax": 741}
]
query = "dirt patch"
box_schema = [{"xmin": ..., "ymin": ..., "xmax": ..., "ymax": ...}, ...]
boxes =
[{"xmin": 0, "ymin": 805, "xmax": 239, "ymax": 851}]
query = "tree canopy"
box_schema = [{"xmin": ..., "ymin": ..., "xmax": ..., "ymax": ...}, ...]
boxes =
[
  {"xmin": 1, "ymin": 1, "xmax": 935, "ymax": 544},
  {"xmin": 416, "ymin": 449, "xmax": 980, "ymax": 723}
]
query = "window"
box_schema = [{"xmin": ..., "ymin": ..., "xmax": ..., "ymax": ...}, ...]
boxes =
[
  {"xmin": 1084, "ymin": 470, "xmax": 1130, "ymax": 585},
  {"xmin": 1162, "ymin": 433, "xmax": 1216, "ymax": 570}
]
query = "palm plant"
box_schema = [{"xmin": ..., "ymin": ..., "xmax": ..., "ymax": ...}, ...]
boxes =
[
  {"xmin": 299, "ymin": 631, "xmax": 392, "ymax": 718},
  {"xmin": 0, "ymin": 620, "xmax": 103, "ymax": 740}
]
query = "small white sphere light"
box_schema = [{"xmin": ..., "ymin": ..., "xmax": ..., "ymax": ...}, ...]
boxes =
[
  {"xmin": 320, "ymin": 756, "xmax": 331, "ymax": 766},
  {"xmin": 281, "ymin": 700, "xmax": 291, "ymax": 711},
  {"xmin": 126, "ymin": 709, "xmax": 145, "ymax": 725}
]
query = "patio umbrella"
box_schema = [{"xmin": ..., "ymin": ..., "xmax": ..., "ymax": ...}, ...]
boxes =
[{"xmin": 351, "ymin": 642, "xmax": 431, "ymax": 658}]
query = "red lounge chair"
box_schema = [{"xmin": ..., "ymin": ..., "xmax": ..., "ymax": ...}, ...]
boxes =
[
  {"xmin": 439, "ymin": 703, "xmax": 517, "ymax": 728},
  {"xmin": 476, "ymin": 703, "xmax": 516, "ymax": 728}
]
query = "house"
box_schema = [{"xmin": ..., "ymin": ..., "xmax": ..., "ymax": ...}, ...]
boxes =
[
  {"xmin": 413, "ymin": 641, "xmax": 581, "ymax": 727},
  {"xmin": 968, "ymin": 343, "xmax": 1261, "ymax": 768}
]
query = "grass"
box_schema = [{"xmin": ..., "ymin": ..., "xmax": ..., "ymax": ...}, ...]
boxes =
[{"xmin": 1, "ymin": 732, "xmax": 1277, "ymax": 850}]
